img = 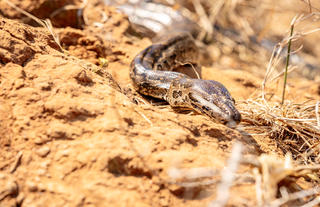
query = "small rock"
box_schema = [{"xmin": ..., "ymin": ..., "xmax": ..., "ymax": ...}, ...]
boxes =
[
  {"xmin": 38, "ymin": 81, "xmax": 52, "ymax": 91},
  {"xmin": 27, "ymin": 182, "xmax": 38, "ymax": 192},
  {"xmin": 33, "ymin": 137, "xmax": 46, "ymax": 145},
  {"xmin": 74, "ymin": 70, "xmax": 93, "ymax": 86},
  {"xmin": 35, "ymin": 146, "xmax": 50, "ymax": 157}
]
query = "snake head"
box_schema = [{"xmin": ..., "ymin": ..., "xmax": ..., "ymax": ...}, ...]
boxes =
[{"xmin": 188, "ymin": 80, "xmax": 241, "ymax": 127}]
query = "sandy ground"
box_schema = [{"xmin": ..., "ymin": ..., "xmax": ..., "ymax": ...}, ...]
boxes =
[{"xmin": 0, "ymin": 0, "xmax": 320, "ymax": 206}]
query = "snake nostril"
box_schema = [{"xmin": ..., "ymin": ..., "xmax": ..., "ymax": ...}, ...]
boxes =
[
  {"xmin": 233, "ymin": 112, "xmax": 241, "ymax": 123},
  {"xmin": 162, "ymin": 60, "xmax": 169, "ymax": 68},
  {"xmin": 170, "ymin": 54, "xmax": 176, "ymax": 60}
]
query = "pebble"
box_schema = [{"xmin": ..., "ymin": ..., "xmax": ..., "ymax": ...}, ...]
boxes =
[
  {"xmin": 33, "ymin": 137, "xmax": 46, "ymax": 145},
  {"xmin": 27, "ymin": 181, "xmax": 38, "ymax": 192},
  {"xmin": 36, "ymin": 146, "xmax": 50, "ymax": 157}
]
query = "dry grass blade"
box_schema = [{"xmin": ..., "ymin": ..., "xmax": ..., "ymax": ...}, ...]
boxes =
[
  {"xmin": 316, "ymin": 101, "xmax": 320, "ymax": 129},
  {"xmin": 168, "ymin": 167, "xmax": 218, "ymax": 181},
  {"xmin": 207, "ymin": 0, "xmax": 225, "ymax": 28},
  {"xmin": 301, "ymin": 196, "xmax": 320, "ymax": 207},
  {"xmin": 209, "ymin": 142, "xmax": 243, "ymax": 207},
  {"xmin": 2, "ymin": 0, "xmax": 64, "ymax": 51},
  {"xmin": 167, "ymin": 167, "xmax": 218, "ymax": 187},
  {"xmin": 254, "ymin": 168, "xmax": 263, "ymax": 206},
  {"xmin": 281, "ymin": 22, "xmax": 294, "ymax": 105},
  {"xmin": 270, "ymin": 187, "xmax": 320, "ymax": 207},
  {"xmin": 191, "ymin": 0, "xmax": 213, "ymax": 41}
]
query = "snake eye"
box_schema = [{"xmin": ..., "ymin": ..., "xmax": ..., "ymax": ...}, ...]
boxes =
[
  {"xmin": 202, "ymin": 105, "xmax": 210, "ymax": 112},
  {"xmin": 162, "ymin": 60, "xmax": 169, "ymax": 68}
]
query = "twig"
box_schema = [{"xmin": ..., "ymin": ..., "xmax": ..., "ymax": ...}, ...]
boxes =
[
  {"xmin": 192, "ymin": 0, "xmax": 213, "ymax": 41},
  {"xmin": 262, "ymin": 43, "xmax": 282, "ymax": 101},
  {"xmin": 190, "ymin": 64, "xmax": 201, "ymax": 79},
  {"xmin": 134, "ymin": 109, "xmax": 153, "ymax": 126},
  {"xmin": 307, "ymin": 0, "xmax": 312, "ymax": 13},
  {"xmin": 10, "ymin": 151, "xmax": 23, "ymax": 173},
  {"xmin": 270, "ymin": 187, "xmax": 320, "ymax": 207},
  {"xmin": 168, "ymin": 167, "xmax": 218, "ymax": 181},
  {"xmin": 253, "ymin": 168, "xmax": 263, "ymax": 207},
  {"xmin": 301, "ymin": 196, "xmax": 320, "ymax": 207},
  {"xmin": 176, "ymin": 60, "xmax": 201, "ymax": 79},
  {"xmin": 209, "ymin": 142, "xmax": 243, "ymax": 207}
]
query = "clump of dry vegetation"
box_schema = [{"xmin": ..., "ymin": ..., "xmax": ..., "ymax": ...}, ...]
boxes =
[
  {"xmin": 239, "ymin": 13, "xmax": 320, "ymax": 163},
  {"xmin": 240, "ymin": 97, "xmax": 320, "ymax": 162}
]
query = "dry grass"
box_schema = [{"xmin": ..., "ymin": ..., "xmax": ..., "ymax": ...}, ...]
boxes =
[
  {"xmin": 239, "ymin": 13, "xmax": 320, "ymax": 164},
  {"xmin": 240, "ymin": 97, "xmax": 320, "ymax": 162}
]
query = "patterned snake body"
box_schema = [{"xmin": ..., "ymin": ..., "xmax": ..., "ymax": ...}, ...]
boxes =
[{"xmin": 113, "ymin": 1, "xmax": 241, "ymax": 126}]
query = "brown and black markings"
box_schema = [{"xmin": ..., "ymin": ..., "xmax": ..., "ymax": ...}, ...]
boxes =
[{"xmin": 125, "ymin": 2, "xmax": 241, "ymax": 127}]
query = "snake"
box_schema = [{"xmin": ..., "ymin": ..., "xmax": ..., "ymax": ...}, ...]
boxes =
[{"xmin": 109, "ymin": 1, "xmax": 241, "ymax": 127}]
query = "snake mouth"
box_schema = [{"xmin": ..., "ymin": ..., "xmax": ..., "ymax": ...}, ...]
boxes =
[
  {"xmin": 217, "ymin": 103, "xmax": 241, "ymax": 127},
  {"xmin": 189, "ymin": 93, "xmax": 241, "ymax": 125},
  {"xmin": 226, "ymin": 120, "xmax": 237, "ymax": 128},
  {"xmin": 216, "ymin": 113, "xmax": 240, "ymax": 128}
]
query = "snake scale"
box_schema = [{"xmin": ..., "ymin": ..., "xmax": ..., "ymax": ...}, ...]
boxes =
[{"xmin": 110, "ymin": 1, "xmax": 241, "ymax": 127}]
